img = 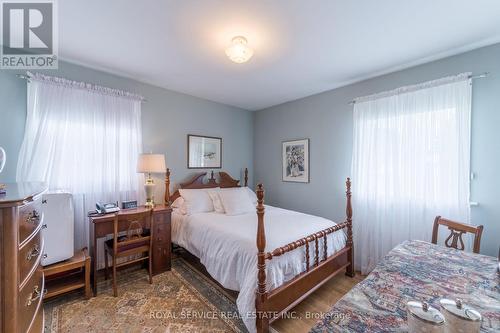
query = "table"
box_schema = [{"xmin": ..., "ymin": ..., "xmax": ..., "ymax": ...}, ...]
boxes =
[
  {"xmin": 311, "ymin": 240, "xmax": 500, "ymax": 332},
  {"xmin": 88, "ymin": 205, "xmax": 172, "ymax": 296}
]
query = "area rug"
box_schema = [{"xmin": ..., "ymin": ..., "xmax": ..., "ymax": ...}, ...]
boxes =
[{"xmin": 44, "ymin": 258, "xmax": 247, "ymax": 333}]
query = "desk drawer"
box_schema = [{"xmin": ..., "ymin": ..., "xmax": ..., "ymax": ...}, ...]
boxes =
[
  {"xmin": 154, "ymin": 212, "xmax": 171, "ymax": 224},
  {"xmin": 19, "ymin": 230, "xmax": 43, "ymax": 286},
  {"xmin": 18, "ymin": 264, "xmax": 44, "ymax": 333},
  {"xmin": 154, "ymin": 221, "xmax": 171, "ymax": 245},
  {"xmin": 153, "ymin": 244, "xmax": 171, "ymax": 273},
  {"xmin": 19, "ymin": 198, "xmax": 43, "ymax": 245}
]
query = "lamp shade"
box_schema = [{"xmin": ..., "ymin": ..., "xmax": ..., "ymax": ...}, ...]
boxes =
[{"xmin": 137, "ymin": 154, "xmax": 166, "ymax": 173}]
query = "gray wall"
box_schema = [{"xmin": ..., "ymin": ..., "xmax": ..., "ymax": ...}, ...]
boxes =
[
  {"xmin": 255, "ymin": 43, "xmax": 500, "ymax": 257},
  {"xmin": 0, "ymin": 61, "xmax": 254, "ymax": 201}
]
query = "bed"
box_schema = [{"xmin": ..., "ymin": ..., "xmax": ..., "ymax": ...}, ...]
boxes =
[
  {"xmin": 310, "ymin": 240, "xmax": 500, "ymax": 332},
  {"xmin": 165, "ymin": 169, "xmax": 354, "ymax": 333}
]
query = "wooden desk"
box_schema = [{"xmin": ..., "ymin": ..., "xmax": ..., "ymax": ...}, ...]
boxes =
[{"xmin": 89, "ymin": 205, "xmax": 172, "ymax": 296}]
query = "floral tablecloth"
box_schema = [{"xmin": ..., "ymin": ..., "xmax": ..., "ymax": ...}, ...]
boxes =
[{"xmin": 311, "ymin": 240, "xmax": 500, "ymax": 332}]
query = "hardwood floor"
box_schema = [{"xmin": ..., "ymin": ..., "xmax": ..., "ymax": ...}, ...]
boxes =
[
  {"xmin": 271, "ymin": 271, "xmax": 363, "ymax": 333},
  {"xmin": 176, "ymin": 248, "xmax": 364, "ymax": 333}
]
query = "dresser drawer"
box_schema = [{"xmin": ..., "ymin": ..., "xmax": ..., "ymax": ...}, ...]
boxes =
[
  {"xmin": 18, "ymin": 198, "xmax": 44, "ymax": 245},
  {"xmin": 19, "ymin": 230, "xmax": 43, "ymax": 286},
  {"xmin": 27, "ymin": 307, "xmax": 44, "ymax": 333},
  {"xmin": 18, "ymin": 264, "xmax": 44, "ymax": 333}
]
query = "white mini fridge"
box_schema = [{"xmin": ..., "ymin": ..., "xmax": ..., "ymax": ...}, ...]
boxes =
[{"xmin": 41, "ymin": 191, "xmax": 74, "ymax": 266}]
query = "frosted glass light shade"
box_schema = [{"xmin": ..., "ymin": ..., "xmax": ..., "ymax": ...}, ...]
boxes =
[
  {"xmin": 137, "ymin": 154, "xmax": 166, "ymax": 173},
  {"xmin": 225, "ymin": 36, "xmax": 253, "ymax": 64}
]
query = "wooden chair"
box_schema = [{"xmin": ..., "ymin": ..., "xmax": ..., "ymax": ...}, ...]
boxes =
[
  {"xmin": 104, "ymin": 209, "xmax": 154, "ymax": 296},
  {"xmin": 431, "ymin": 216, "xmax": 483, "ymax": 253}
]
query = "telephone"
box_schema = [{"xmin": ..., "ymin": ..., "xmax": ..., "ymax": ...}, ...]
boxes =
[{"xmin": 96, "ymin": 202, "xmax": 120, "ymax": 214}]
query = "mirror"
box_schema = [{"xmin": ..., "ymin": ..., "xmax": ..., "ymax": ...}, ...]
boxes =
[{"xmin": 0, "ymin": 147, "xmax": 5, "ymax": 173}]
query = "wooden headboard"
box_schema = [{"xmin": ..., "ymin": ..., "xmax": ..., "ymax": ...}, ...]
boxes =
[{"xmin": 166, "ymin": 168, "xmax": 248, "ymax": 204}]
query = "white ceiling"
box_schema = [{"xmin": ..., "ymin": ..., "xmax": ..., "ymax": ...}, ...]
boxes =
[{"xmin": 59, "ymin": 0, "xmax": 500, "ymax": 110}]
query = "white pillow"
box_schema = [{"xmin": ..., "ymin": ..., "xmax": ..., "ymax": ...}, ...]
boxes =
[
  {"xmin": 171, "ymin": 197, "xmax": 184, "ymax": 208},
  {"xmin": 172, "ymin": 197, "xmax": 187, "ymax": 215},
  {"xmin": 219, "ymin": 187, "xmax": 258, "ymax": 204},
  {"xmin": 207, "ymin": 190, "xmax": 225, "ymax": 213},
  {"xmin": 171, "ymin": 197, "xmax": 187, "ymax": 215},
  {"xmin": 244, "ymin": 187, "xmax": 258, "ymax": 204},
  {"xmin": 218, "ymin": 187, "xmax": 255, "ymax": 216},
  {"xmin": 179, "ymin": 188, "xmax": 217, "ymax": 215}
]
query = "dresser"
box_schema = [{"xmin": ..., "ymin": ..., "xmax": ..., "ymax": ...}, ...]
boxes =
[{"xmin": 0, "ymin": 182, "xmax": 47, "ymax": 333}]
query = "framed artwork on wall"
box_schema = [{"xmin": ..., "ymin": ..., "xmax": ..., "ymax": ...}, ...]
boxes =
[
  {"xmin": 187, "ymin": 134, "xmax": 222, "ymax": 169},
  {"xmin": 282, "ymin": 138, "xmax": 309, "ymax": 183}
]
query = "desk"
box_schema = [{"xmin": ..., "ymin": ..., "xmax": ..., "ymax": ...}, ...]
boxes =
[{"xmin": 89, "ymin": 205, "xmax": 172, "ymax": 296}]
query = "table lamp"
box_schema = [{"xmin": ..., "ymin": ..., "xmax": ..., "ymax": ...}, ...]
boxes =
[{"xmin": 137, "ymin": 153, "xmax": 166, "ymax": 207}]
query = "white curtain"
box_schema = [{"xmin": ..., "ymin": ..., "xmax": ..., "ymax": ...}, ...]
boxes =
[
  {"xmin": 17, "ymin": 72, "xmax": 144, "ymax": 260},
  {"xmin": 351, "ymin": 73, "xmax": 472, "ymax": 274}
]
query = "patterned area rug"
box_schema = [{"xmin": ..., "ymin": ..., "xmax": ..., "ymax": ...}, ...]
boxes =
[{"xmin": 44, "ymin": 258, "xmax": 247, "ymax": 332}]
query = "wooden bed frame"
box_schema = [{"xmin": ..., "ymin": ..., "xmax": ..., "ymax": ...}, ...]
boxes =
[{"xmin": 166, "ymin": 168, "xmax": 354, "ymax": 333}]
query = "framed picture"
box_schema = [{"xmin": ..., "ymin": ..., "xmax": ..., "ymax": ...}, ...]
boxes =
[
  {"xmin": 282, "ymin": 139, "xmax": 309, "ymax": 183},
  {"xmin": 188, "ymin": 135, "xmax": 222, "ymax": 169}
]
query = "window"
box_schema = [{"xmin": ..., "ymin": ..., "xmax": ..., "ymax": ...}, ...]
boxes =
[
  {"xmin": 351, "ymin": 73, "xmax": 472, "ymax": 274},
  {"xmin": 17, "ymin": 72, "xmax": 144, "ymax": 254}
]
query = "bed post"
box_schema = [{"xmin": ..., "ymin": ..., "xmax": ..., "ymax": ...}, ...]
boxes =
[
  {"xmin": 165, "ymin": 168, "xmax": 171, "ymax": 207},
  {"xmin": 255, "ymin": 184, "xmax": 268, "ymax": 333},
  {"xmin": 244, "ymin": 168, "xmax": 248, "ymax": 187},
  {"xmin": 345, "ymin": 178, "xmax": 355, "ymax": 277}
]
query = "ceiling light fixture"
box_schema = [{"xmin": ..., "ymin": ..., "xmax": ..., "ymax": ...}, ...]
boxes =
[{"xmin": 225, "ymin": 36, "xmax": 253, "ymax": 64}]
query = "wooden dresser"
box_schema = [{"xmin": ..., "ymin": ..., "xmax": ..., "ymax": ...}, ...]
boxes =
[{"xmin": 0, "ymin": 182, "xmax": 47, "ymax": 333}]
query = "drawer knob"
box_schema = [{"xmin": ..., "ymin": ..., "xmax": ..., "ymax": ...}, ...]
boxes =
[
  {"xmin": 26, "ymin": 210, "xmax": 40, "ymax": 224},
  {"xmin": 26, "ymin": 285, "xmax": 41, "ymax": 306},
  {"xmin": 41, "ymin": 224, "xmax": 47, "ymax": 229},
  {"xmin": 26, "ymin": 244, "xmax": 40, "ymax": 261}
]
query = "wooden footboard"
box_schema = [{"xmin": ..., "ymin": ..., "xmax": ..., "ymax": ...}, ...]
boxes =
[{"xmin": 255, "ymin": 178, "xmax": 354, "ymax": 333}]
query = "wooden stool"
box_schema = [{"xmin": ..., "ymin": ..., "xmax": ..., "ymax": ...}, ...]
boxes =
[{"xmin": 43, "ymin": 248, "xmax": 91, "ymax": 300}]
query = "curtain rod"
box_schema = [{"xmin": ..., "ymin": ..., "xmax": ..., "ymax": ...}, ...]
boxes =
[
  {"xmin": 16, "ymin": 73, "xmax": 147, "ymax": 103},
  {"xmin": 348, "ymin": 72, "xmax": 489, "ymax": 105}
]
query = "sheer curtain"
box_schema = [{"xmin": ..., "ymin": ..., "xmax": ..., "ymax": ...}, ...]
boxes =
[
  {"xmin": 17, "ymin": 72, "xmax": 144, "ymax": 261},
  {"xmin": 351, "ymin": 73, "xmax": 472, "ymax": 274}
]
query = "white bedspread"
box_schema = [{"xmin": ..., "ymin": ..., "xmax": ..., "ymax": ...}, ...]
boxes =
[{"xmin": 171, "ymin": 205, "xmax": 346, "ymax": 332}]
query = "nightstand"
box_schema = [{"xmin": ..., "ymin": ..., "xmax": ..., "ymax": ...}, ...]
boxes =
[{"xmin": 152, "ymin": 206, "xmax": 172, "ymax": 274}]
